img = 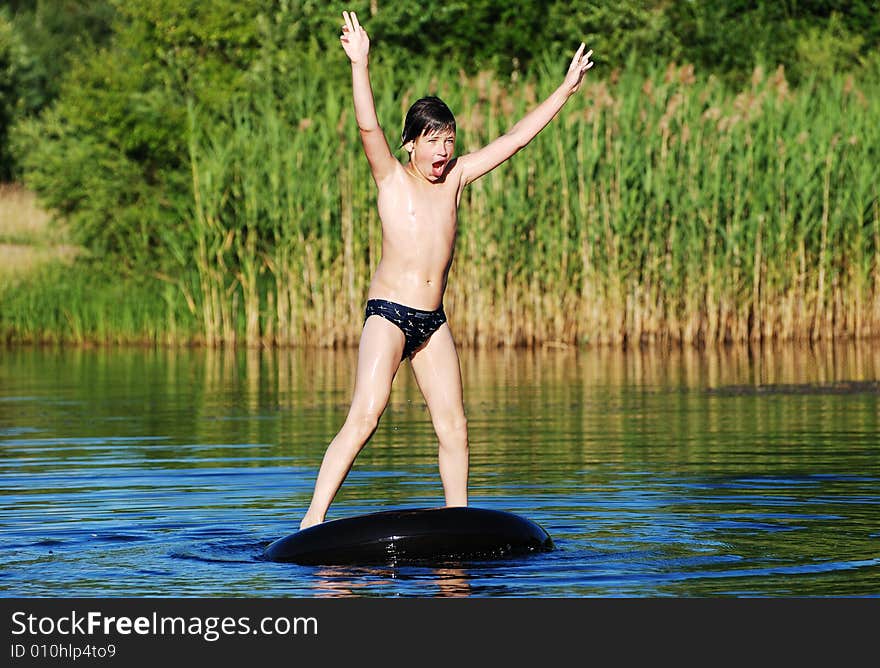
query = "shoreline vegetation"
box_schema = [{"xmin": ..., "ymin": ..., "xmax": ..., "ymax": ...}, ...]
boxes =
[{"xmin": 2, "ymin": 61, "xmax": 878, "ymax": 349}]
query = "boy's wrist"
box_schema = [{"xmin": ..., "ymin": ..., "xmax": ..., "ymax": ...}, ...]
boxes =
[{"xmin": 553, "ymin": 85, "xmax": 571, "ymax": 102}]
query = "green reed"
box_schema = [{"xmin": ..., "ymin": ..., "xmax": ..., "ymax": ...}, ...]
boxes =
[
  {"xmin": 440, "ymin": 61, "xmax": 880, "ymax": 347},
  {"xmin": 142, "ymin": 58, "xmax": 880, "ymax": 348},
  {"xmin": 4, "ymin": 57, "xmax": 878, "ymax": 347},
  {"xmin": 0, "ymin": 262, "xmax": 186, "ymax": 345}
]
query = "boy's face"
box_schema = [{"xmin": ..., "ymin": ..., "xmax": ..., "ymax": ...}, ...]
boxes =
[{"xmin": 406, "ymin": 129, "xmax": 456, "ymax": 181}]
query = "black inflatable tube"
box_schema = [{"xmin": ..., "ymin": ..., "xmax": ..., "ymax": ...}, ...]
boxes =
[{"xmin": 263, "ymin": 507, "xmax": 554, "ymax": 565}]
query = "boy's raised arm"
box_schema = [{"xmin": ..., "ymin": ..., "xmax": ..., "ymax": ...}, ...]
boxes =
[
  {"xmin": 458, "ymin": 44, "xmax": 594, "ymax": 186},
  {"xmin": 340, "ymin": 11, "xmax": 397, "ymax": 184}
]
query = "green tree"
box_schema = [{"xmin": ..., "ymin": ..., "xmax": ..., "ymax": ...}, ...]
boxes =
[
  {"xmin": 11, "ymin": 0, "xmax": 310, "ymax": 270},
  {"xmin": 665, "ymin": 0, "xmax": 879, "ymax": 84},
  {"xmin": 1, "ymin": 1, "xmax": 115, "ymax": 178},
  {"xmin": 1, "ymin": 11, "xmax": 28, "ymax": 179}
]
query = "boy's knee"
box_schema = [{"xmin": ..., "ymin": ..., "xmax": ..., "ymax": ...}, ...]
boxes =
[
  {"xmin": 347, "ymin": 411, "xmax": 381, "ymax": 439},
  {"xmin": 435, "ymin": 415, "xmax": 468, "ymax": 444}
]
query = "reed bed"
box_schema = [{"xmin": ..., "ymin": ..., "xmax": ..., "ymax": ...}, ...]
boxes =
[
  {"xmin": 4, "ymin": 58, "xmax": 879, "ymax": 347},
  {"xmin": 180, "ymin": 58, "xmax": 878, "ymax": 348},
  {"xmin": 0, "ymin": 262, "xmax": 190, "ymax": 345},
  {"xmin": 449, "ymin": 61, "xmax": 879, "ymax": 347}
]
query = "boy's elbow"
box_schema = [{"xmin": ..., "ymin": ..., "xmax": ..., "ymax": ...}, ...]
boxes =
[
  {"xmin": 505, "ymin": 131, "xmax": 529, "ymax": 153},
  {"xmin": 503, "ymin": 125, "xmax": 531, "ymax": 152}
]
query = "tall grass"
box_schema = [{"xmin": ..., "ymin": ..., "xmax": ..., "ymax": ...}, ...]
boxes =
[
  {"xmin": 180, "ymin": 58, "xmax": 878, "ymax": 348},
  {"xmin": 4, "ymin": 58, "xmax": 879, "ymax": 347},
  {"xmin": 447, "ymin": 61, "xmax": 879, "ymax": 347},
  {"xmin": 0, "ymin": 262, "xmax": 191, "ymax": 345}
]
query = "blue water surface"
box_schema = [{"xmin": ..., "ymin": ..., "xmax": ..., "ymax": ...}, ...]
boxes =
[{"xmin": 2, "ymin": 344, "xmax": 879, "ymax": 597}]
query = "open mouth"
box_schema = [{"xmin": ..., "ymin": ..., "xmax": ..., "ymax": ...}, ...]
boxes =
[{"xmin": 431, "ymin": 160, "xmax": 447, "ymax": 177}]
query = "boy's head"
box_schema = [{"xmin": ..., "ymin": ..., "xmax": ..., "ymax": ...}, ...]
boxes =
[
  {"xmin": 401, "ymin": 96, "xmax": 456, "ymax": 181},
  {"xmin": 401, "ymin": 96, "xmax": 456, "ymax": 146}
]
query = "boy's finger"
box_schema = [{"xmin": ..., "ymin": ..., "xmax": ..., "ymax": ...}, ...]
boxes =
[
  {"xmin": 351, "ymin": 11, "xmax": 361, "ymax": 31},
  {"xmin": 343, "ymin": 11, "xmax": 353, "ymax": 32},
  {"xmin": 569, "ymin": 42, "xmax": 585, "ymax": 68}
]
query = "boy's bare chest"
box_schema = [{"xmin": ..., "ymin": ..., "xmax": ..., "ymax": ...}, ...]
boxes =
[
  {"xmin": 378, "ymin": 181, "xmax": 458, "ymax": 233},
  {"xmin": 408, "ymin": 189, "xmax": 456, "ymax": 222}
]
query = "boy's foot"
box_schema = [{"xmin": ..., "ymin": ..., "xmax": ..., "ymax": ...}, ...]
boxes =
[{"xmin": 299, "ymin": 514, "xmax": 323, "ymax": 531}]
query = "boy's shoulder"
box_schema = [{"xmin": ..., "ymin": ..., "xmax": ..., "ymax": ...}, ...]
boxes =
[{"xmin": 439, "ymin": 157, "xmax": 466, "ymax": 189}]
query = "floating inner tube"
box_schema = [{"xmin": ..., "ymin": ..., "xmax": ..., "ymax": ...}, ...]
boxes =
[{"xmin": 263, "ymin": 507, "xmax": 554, "ymax": 565}]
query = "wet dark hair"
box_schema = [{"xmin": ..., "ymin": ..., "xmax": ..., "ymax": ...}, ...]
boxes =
[{"xmin": 400, "ymin": 96, "xmax": 456, "ymax": 147}]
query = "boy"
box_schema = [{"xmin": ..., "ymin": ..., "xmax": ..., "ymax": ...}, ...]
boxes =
[{"xmin": 300, "ymin": 10, "xmax": 593, "ymax": 529}]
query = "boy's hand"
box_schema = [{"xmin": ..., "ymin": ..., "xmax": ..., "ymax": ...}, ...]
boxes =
[
  {"xmin": 562, "ymin": 43, "xmax": 594, "ymax": 95},
  {"xmin": 340, "ymin": 10, "xmax": 370, "ymax": 64}
]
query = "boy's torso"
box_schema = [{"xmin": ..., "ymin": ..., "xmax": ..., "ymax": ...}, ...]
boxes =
[{"xmin": 368, "ymin": 161, "xmax": 465, "ymax": 310}]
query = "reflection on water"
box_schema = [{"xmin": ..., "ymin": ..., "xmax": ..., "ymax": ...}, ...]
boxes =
[
  {"xmin": 1, "ymin": 341, "xmax": 878, "ymax": 596},
  {"xmin": 308, "ymin": 565, "xmax": 473, "ymax": 598}
]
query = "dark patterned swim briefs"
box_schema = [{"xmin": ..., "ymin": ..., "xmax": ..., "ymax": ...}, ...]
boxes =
[{"xmin": 364, "ymin": 298, "xmax": 447, "ymax": 360}]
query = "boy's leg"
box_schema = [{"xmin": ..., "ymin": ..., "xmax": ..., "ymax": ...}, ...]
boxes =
[
  {"xmin": 300, "ymin": 316, "xmax": 405, "ymax": 529},
  {"xmin": 409, "ymin": 323, "xmax": 468, "ymax": 506}
]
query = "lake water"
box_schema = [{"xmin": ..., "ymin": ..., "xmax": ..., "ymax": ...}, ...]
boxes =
[{"xmin": 1, "ymin": 343, "xmax": 878, "ymax": 597}]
